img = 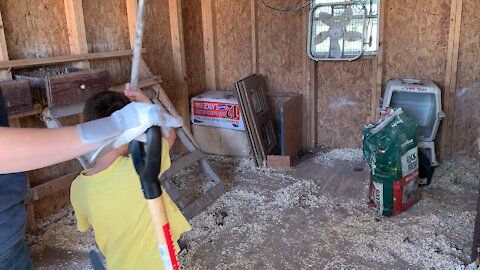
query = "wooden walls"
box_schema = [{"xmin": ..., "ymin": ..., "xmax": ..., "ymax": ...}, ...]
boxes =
[
  {"xmin": 183, "ymin": 0, "xmax": 206, "ymax": 98},
  {"xmin": 0, "ymin": 1, "xmax": 70, "ymax": 59},
  {"xmin": 382, "ymin": 0, "xmax": 450, "ymax": 89},
  {"xmin": 452, "ymin": 0, "xmax": 480, "ymax": 157},
  {"xmin": 214, "ymin": 0, "xmax": 252, "ymax": 91}
]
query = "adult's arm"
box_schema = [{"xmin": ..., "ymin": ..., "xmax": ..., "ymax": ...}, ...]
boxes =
[{"xmin": 0, "ymin": 126, "xmax": 98, "ymax": 173}]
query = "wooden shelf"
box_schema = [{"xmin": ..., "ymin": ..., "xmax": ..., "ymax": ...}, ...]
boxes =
[{"xmin": 8, "ymin": 104, "xmax": 43, "ymax": 120}]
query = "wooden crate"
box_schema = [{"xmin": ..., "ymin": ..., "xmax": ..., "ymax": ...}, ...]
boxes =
[
  {"xmin": 0, "ymin": 79, "xmax": 33, "ymax": 115},
  {"xmin": 16, "ymin": 68, "xmax": 109, "ymax": 107}
]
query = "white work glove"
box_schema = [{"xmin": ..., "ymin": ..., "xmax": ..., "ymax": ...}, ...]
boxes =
[{"xmin": 77, "ymin": 102, "xmax": 182, "ymax": 162}]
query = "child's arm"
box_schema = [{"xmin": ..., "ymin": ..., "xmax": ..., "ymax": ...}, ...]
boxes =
[{"xmin": 167, "ymin": 128, "xmax": 176, "ymax": 150}]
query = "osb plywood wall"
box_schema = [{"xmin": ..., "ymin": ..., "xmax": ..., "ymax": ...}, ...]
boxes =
[
  {"xmin": 383, "ymin": 0, "xmax": 450, "ymax": 90},
  {"xmin": 0, "ymin": 1, "xmax": 70, "ymax": 59},
  {"xmin": 183, "ymin": 0, "xmax": 207, "ymax": 98},
  {"xmin": 215, "ymin": 0, "xmax": 252, "ymax": 91},
  {"xmin": 83, "ymin": 0, "xmax": 131, "ymax": 85},
  {"xmin": 316, "ymin": 61, "xmax": 373, "ymax": 148},
  {"xmin": 257, "ymin": 2, "xmax": 306, "ymax": 94},
  {"xmin": 452, "ymin": 0, "xmax": 480, "ymax": 157}
]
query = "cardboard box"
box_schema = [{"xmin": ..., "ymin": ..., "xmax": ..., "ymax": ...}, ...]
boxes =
[
  {"xmin": 191, "ymin": 90, "xmax": 245, "ymax": 130},
  {"xmin": 192, "ymin": 124, "xmax": 251, "ymax": 157}
]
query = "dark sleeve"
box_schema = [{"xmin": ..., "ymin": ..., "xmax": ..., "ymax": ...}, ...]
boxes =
[{"xmin": 0, "ymin": 90, "xmax": 9, "ymax": 127}]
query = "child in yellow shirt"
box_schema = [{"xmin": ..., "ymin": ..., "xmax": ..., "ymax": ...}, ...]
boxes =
[{"xmin": 70, "ymin": 90, "xmax": 191, "ymax": 270}]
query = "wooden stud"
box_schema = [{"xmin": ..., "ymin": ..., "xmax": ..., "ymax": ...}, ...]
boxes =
[
  {"xmin": 168, "ymin": 0, "xmax": 190, "ymax": 129},
  {"xmin": 0, "ymin": 12, "xmax": 11, "ymax": 80},
  {"xmin": 126, "ymin": 0, "xmax": 138, "ymax": 49},
  {"xmin": 371, "ymin": 0, "xmax": 385, "ymax": 122},
  {"xmin": 64, "ymin": 0, "xmax": 90, "ymax": 69},
  {"xmin": 0, "ymin": 49, "xmax": 141, "ymax": 69},
  {"xmin": 303, "ymin": 9, "xmax": 316, "ymax": 149},
  {"xmin": 251, "ymin": 0, "xmax": 258, "ymax": 74},
  {"xmin": 440, "ymin": 0, "xmax": 463, "ymax": 159},
  {"xmin": 201, "ymin": 0, "xmax": 218, "ymax": 90}
]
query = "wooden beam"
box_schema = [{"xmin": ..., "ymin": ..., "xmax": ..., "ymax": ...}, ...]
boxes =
[
  {"xmin": 371, "ymin": 0, "xmax": 385, "ymax": 122},
  {"xmin": 31, "ymin": 171, "xmax": 80, "ymax": 201},
  {"xmin": 0, "ymin": 49, "xmax": 142, "ymax": 69},
  {"xmin": 201, "ymin": 0, "xmax": 218, "ymax": 90},
  {"xmin": 303, "ymin": 10, "xmax": 316, "ymax": 149},
  {"xmin": 168, "ymin": 0, "xmax": 190, "ymax": 129},
  {"xmin": 126, "ymin": 0, "xmax": 138, "ymax": 49},
  {"xmin": 0, "ymin": 11, "xmax": 11, "ymax": 80},
  {"xmin": 440, "ymin": 0, "xmax": 463, "ymax": 159},
  {"xmin": 251, "ymin": 0, "xmax": 258, "ymax": 74},
  {"xmin": 64, "ymin": 0, "xmax": 89, "ymax": 69}
]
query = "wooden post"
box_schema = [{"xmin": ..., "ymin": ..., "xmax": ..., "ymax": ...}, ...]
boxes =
[
  {"xmin": 440, "ymin": 0, "xmax": 463, "ymax": 159},
  {"xmin": 371, "ymin": 0, "xmax": 385, "ymax": 122},
  {"xmin": 168, "ymin": 0, "xmax": 191, "ymax": 131},
  {"xmin": 126, "ymin": 0, "xmax": 139, "ymax": 49},
  {"xmin": 251, "ymin": 0, "xmax": 258, "ymax": 74},
  {"xmin": 201, "ymin": 0, "xmax": 218, "ymax": 90},
  {"xmin": 64, "ymin": 0, "xmax": 90, "ymax": 69},
  {"xmin": 303, "ymin": 9, "xmax": 317, "ymax": 149},
  {"xmin": 0, "ymin": 12, "xmax": 11, "ymax": 80}
]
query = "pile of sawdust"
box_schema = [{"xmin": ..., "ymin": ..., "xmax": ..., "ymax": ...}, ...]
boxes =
[
  {"xmin": 26, "ymin": 206, "xmax": 98, "ymax": 254},
  {"xmin": 314, "ymin": 148, "xmax": 364, "ymax": 166},
  {"xmin": 26, "ymin": 150, "xmax": 480, "ymax": 269}
]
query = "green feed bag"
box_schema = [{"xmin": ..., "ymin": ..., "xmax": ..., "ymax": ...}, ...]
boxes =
[{"xmin": 363, "ymin": 108, "xmax": 421, "ymax": 216}]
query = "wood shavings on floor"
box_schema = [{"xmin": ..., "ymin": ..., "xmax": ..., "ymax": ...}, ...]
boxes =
[{"xmin": 27, "ymin": 151, "xmax": 480, "ymax": 269}]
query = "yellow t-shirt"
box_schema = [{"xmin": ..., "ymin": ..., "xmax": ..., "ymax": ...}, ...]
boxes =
[{"xmin": 70, "ymin": 139, "xmax": 191, "ymax": 270}]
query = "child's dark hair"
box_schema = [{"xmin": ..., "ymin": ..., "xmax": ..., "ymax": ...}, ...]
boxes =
[{"xmin": 83, "ymin": 91, "xmax": 130, "ymax": 122}]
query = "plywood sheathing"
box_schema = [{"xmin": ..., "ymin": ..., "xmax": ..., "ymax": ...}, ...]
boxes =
[
  {"xmin": 316, "ymin": 60, "xmax": 373, "ymax": 148},
  {"xmin": 257, "ymin": 1, "xmax": 306, "ymax": 94},
  {"xmin": 82, "ymin": 0, "xmax": 131, "ymax": 85},
  {"xmin": 383, "ymin": 0, "xmax": 450, "ymax": 89},
  {"xmin": 183, "ymin": 0, "xmax": 207, "ymax": 98},
  {"xmin": 215, "ymin": 0, "xmax": 252, "ymax": 91},
  {"xmin": 0, "ymin": 1, "xmax": 70, "ymax": 59},
  {"xmin": 452, "ymin": 0, "xmax": 480, "ymax": 157}
]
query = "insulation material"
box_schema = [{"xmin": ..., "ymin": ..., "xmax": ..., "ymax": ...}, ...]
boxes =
[
  {"xmin": 316, "ymin": 60, "xmax": 373, "ymax": 148},
  {"xmin": 215, "ymin": 0, "xmax": 252, "ymax": 90},
  {"xmin": 382, "ymin": 0, "xmax": 450, "ymax": 90},
  {"xmin": 452, "ymin": 0, "xmax": 480, "ymax": 157},
  {"xmin": 257, "ymin": 1, "xmax": 306, "ymax": 94},
  {"xmin": 0, "ymin": 0, "xmax": 70, "ymax": 59},
  {"xmin": 83, "ymin": 0, "xmax": 131, "ymax": 85},
  {"xmin": 183, "ymin": 0, "xmax": 207, "ymax": 98}
]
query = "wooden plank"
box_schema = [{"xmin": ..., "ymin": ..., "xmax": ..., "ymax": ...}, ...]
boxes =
[
  {"xmin": 201, "ymin": 0, "xmax": 218, "ymax": 90},
  {"xmin": 0, "ymin": 80, "xmax": 32, "ymax": 115},
  {"xmin": 281, "ymin": 94, "xmax": 303, "ymax": 158},
  {"xmin": 303, "ymin": 9, "xmax": 316, "ymax": 149},
  {"xmin": 161, "ymin": 150, "xmax": 206, "ymax": 178},
  {"xmin": 182, "ymin": 181, "xmax": 228, "ymax": 220},
  {"xmin": 251, "ymin": 0, "xmax": 258, "ymax": 74},
  {"xmin": 64, "ymin": 0, "xmax": 89, "ymax": 69},
  {"xmin": 0, "ymin": 11, "xmax": 11, "ymax": 80},
  {"xmin": 126, "ymin": 0, "xmax": 138, "ymax": 49},
  {"xmin": 372, "ymin": 0, "xmax": 386, "ymax": 122},
  {"xmin": 0, "ymin": 49, "xmax": 142, "ymax": 69},
  {"xmin": 8, "ymin": 104, "xmax": 42, "ymax": 120},
  {"xmin": 109, "ymin": 77, "xmax": 161, "ymax": 92},
  {"xmin": 31, "ymin": 171, "xmax": 80, "ymax": 201},
  {"xmin": 168, "ymin": 0, "xmax": 191, "ymax": 131},
  {"xmin": 440, "ymin": 0, "xmax": 463, "ymax": 159},
  {"xmin": 267, "ymin": 155, "xmax": 291, "ymax": 169}
]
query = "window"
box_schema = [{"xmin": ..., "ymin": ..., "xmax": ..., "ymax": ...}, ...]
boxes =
[{"xmin": 308, "ymin": 0, "xmax": 379, "ymax": 61}]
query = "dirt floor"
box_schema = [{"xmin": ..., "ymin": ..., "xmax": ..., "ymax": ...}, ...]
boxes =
[{"xmin": 27, "ymin": 148, "xmax": 480, "ymax": 269}]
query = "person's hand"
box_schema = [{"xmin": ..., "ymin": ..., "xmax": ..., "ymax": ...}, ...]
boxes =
[{"xmin": 124, "ymin": 83, "xmax": 152, "ymax": 103}]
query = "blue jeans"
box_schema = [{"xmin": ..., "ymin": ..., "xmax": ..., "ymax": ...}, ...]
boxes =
[{"xmin": 0, "ymin": 240, "xmax": 34, "ymax": 270}]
